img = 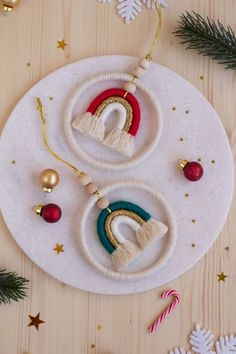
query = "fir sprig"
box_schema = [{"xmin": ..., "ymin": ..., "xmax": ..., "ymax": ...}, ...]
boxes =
[
  {"xmin": 0, "ymin": 269, "xmax": 29, "ymax": 304},
  {"xmin": 173, "ymin": 11, "xmax": 236, "ymax": 70}
]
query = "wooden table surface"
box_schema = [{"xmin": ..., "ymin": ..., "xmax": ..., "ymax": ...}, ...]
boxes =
[{"xmin": 0, "ymin": 1, "xmax": 235, "ymax": 353}]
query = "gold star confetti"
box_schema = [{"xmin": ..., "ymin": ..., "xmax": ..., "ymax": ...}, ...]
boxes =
[
  {"xmin": 54, "ymin": 243, "xmax": 64, "ymax": 254},
  {"xmin": 217, "ymin": 272, "xmax": 228, "ymax": 282},
  {"xmin": 97, "ymin": 324, "xmax": 103, "ymax": 331},
  {"xmin": 28, "ymin": 313, "xmax": 45, "ymax": 330},
  {"xmin": 57, "ymin": 39, "xmax": 68, "ymax": 50}
]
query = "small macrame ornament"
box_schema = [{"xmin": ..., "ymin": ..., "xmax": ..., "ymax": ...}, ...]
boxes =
[
  {"xmin": 72, "ymin": 88, "xmax": 140, "ymax": 157},
  {"xmin": 96, "ymin": 200, "xmax": 168, "ymax": 270},
  {"xmin": 65, "ymin": 1, "xmax": 163, "ymax": 170}
]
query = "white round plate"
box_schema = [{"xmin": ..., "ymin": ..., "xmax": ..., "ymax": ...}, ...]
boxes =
[{"xmin": 0, "ymin": 56, "xmax": 234, "ymax": 295}]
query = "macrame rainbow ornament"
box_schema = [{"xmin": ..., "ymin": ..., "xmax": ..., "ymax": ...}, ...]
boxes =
[
  {"xmin": 72, "ymin": 88, "xmax": 140, "ymax": 157},
  {"xmin": 97, "ymin": 200, "xmax": 168, "ymax": 270}
]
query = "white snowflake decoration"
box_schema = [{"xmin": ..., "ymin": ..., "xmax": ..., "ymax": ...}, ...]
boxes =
[
  {"xmin": 169, "ymin": 324, "xmax": 236, "ymax": 354},
  {"xmin": 96, "ymin": 0, "xmax": 168, "ymax": 23}
]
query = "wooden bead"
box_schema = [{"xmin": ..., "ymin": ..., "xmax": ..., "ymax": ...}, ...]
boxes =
[
  {"xmin": 86, "ymin": 182, "xmax": 98, "ymax": 195},
  {"xmin": 123, "ymin": 82, "xmax": 136, "ymax": 94},
  {"xmin": 133, "ymin": 66, "xmax": 145, "ymax": 78},
  {"xmin": 139, "ymin": 58, "xmax": 150, "ymax": 69},
  {"xmin": 96, "ymin": 198, "xmax": 109, "ymax": 209},
  {"xmin": 79, "ymin": 174, "xmax": 92, "ymax": 186}
]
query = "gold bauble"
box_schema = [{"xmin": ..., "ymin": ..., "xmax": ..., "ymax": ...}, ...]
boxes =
[
  {"xmin": 2, "ymin": 0, "xmax": 20, "ymax": 12},
  {"xmin": 39, "ymin": 169, "xmax": 60, "ymax": 193}
]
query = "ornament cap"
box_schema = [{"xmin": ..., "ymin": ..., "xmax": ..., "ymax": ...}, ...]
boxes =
[
  {"xmin": 2, "ymin": 0, "xmax": 20, "ymax": 12},
  {"xmin": 33, "ymin": 205, "xmax": 43, "ymax": 215},
  {"xmin": 178, "ymin": 159, "xmax": 188, "ymax": 170},
  {"xmin": 42, "ymin": 186, "xmax": 53, "ymax": 193}
]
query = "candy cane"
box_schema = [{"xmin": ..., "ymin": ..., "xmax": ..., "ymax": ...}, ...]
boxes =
[{"xmin": 149, "ymin": 289, "xmax": 180, "ymax": 333}]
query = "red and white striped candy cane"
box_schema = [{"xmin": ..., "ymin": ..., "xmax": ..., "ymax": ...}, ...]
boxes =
[{"xmin": 149, "ymin": 289, "xmax": 180, "ymax": 333}]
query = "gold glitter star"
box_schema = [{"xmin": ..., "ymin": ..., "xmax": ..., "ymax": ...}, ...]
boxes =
[
  {"xmin": 28, "ymin": 313, "xmax": 45, "ymax": 330},
  {"xmin": 57, "ymin": 39, "xmax": 68, "ymax": 50},
  {"xmin": 54, "ymin": 243, "xmax": 64, "ymax": 254},
  {"xmin": 217, "ymin": 272, "xmax": 228, "ymax": 282}
]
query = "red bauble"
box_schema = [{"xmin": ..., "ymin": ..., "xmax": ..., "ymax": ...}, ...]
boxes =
[
  {"xmin": 41, "ymin": 203, "xmax": 62, "ymax": 223},
  {"xmin": 183, "ymin": 161, "xmax": 204, "ymax": 182}
]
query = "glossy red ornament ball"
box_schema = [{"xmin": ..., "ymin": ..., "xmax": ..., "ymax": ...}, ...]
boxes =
[
  {"xmin": 41, "ymin": 203, "xmax": 62, "ymax": 223},
  {"xmin": 183, "ymin": 161, "xmax": 204, "ymax": 181}
]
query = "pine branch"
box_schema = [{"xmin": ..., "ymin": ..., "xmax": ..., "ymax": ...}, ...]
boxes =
[
  {"xmin": 173, "ymin": 11, "xmax": 236, "ymax": 70},
  {"xmin": 0, "ymin": 269, "xmax": 29, "ymax": 304}
]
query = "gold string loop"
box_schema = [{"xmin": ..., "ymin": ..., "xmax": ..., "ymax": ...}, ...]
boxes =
[
  {"xmin": 144, "ymin": 1, "xmax": 162, "ymax": 61},
  {"xmin": 36, "ymin": 98, "xmax": 84, "ymax": 178}
]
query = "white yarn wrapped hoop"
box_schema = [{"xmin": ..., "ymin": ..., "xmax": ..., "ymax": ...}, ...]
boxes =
[
  {"xmin": 64, "ymin": 72, "xmax": 163, "ymax": 171},
  {"xmin": 79, "ymin": 180, "xmax": 177, "ymax": 281}
]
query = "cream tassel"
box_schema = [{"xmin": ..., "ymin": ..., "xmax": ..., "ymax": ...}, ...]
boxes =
[
  {"xmin": 136, "ymin": 219, "xmax": 168, "ymax": 250},
  {"xmin": 72, "ymin": 112, "xmax": 105, "ymax": 141},
  {"xmin": 104, "ymin": 128, "xmax": 135, "ymax": 157},
  {"xmin": 111, "ymin": 241, "xmax": 141, "ymax": 271}
]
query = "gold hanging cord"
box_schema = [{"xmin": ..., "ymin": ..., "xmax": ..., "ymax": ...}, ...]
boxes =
[
  {"xmin": 145, "ymin": 1, "xmax": 162, "ymax": 61},
  {"xmin": 36, "ymin": 98, "xmax": 84, "ymax": 177}
]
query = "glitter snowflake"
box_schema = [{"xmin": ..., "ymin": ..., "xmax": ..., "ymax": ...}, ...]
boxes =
[
  {"xmin": 97, "ymin": 0, "xmax": 168, "ymax": 24},
  {"xmin": 169, "ymin": 324, "xmax": 236, "ymax": 354}
]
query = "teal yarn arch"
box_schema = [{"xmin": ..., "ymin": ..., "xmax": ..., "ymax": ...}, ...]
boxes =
[{"xmin": 97, "ymin": 201, "xmax": 151, "ymax": 254}]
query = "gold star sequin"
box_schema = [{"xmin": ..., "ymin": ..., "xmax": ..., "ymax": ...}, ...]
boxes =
[
  {"xmin": 97, "ymin": 324, "xmax": 103, "ymax": 331},
  {"xmin": 217, "ymin": 272, "xmax": 228, "ymax": 282},
  {"xmin": 57, "ymin": 39, "xmax": 68, "ymax": 50},
  {"xmin": 28, "ymin": 313, "xmax": 45, "ymax": 330},
  {"xmin": 54, "ymin": 243, "xmax": 64, "ymax": 254}
]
